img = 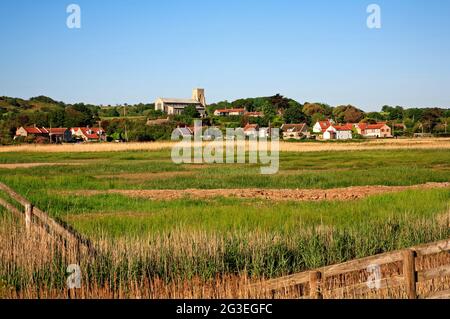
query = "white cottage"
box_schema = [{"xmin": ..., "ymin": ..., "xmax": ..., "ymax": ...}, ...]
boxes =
[{"xmin": 323, "ymin": 124, "xmax": 353, "ymax": 140}]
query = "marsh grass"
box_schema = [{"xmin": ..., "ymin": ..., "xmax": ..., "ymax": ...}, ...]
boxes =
[
  {"xmin": 1, "ymin": 204, "xmax": 449, "ymax": 299},
  {"xmin": 1, "ymin": 147, "xmax": 449, "ymax": 298}
]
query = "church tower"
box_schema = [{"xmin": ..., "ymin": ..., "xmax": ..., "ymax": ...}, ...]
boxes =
[{"xmin": 192, "ymin": 88, "xmax": 206, "ymax": 107}]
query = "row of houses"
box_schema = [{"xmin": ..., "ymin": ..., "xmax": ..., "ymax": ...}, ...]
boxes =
[
  {"xmin": 173, "ymin": 120, "xmax": 393, "ymax": 141},
  {"xmin": 245, "ymin": 120, "xmax": 392, "ymax": 141},
  {"xmin": 15, "ymin": 126, "xmax": 106, "ymax": 143},
  {"xmin": 312, "ymin": 120, "xmax": 392, "ymax": 140}
]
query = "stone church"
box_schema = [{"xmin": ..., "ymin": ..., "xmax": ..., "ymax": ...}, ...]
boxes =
[{"xmin": 155, "ymin": 88, "xmax": 206, "ymax": 117}]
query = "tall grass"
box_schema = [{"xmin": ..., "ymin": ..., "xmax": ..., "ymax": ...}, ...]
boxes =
[
  {"xmin": 1, "ymin": 189, "xmax": 449, "ymax": 297},
  {"xmin": 1, "ymin": 206, "xmax": 449, "ymax": 298}
]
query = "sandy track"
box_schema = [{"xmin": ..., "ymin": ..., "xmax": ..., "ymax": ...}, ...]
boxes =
[
  {"xmin": 0, "ymin": 138, "xmax": 449, "ymax": 153},
  {"xmin": 0, "ymin": 162, "xmax": 91, "ymax": 169},
  {"xmin": 72, "ymin": 182, "xmax": 450, "ymax": 202}
]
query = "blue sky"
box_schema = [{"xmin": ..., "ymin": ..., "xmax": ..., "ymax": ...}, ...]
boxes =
[{"xmin": 0, "ymin": 0, "xmax": 449, "ymax": 111}]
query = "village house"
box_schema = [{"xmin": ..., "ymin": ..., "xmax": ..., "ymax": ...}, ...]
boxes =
[
  {"xmin": 71, "ymin": 127, "xmax": 106, "ymax": 142},
  {"xmin": 356, "ymin": 123, "xmax": 392, "ymax": 138},
  {"xmin": 312, "ymin": 120, "xmax": 334, "ymax": 133},
  {"xmin": 155, "ymin": 88, "xmax": 206, "ymax": 117},
  {"xmin": 281, "ymin": 123, "xmax": 309, "ymax": 140},
  {"xmin": 47, "ymin": 128, "xmax": 73, "ymax": 143},
  {"xmin": 15, "ymin": 126, "xmax": 72, "ymax": 143},
  {"xmin": 172, "ymin": 126, "xmax": 193, "ymax": 139},
  {"xmin": 258, "ymin": 127, "xmax": 271, "ymax": 138},
  {"xmin": 243, "ymin": 123, "xmax": 259, "ymax": 138},
  {"xmin": 213, "ymin": 108, "xmax": 245, "ymax": 116},
  {"xmin": 323, "ymin": 124, "xmax": 353, "ymax": 140}
]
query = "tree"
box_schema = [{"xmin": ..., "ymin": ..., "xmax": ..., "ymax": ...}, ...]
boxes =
[
  {"xmin": 381, "ymin": 105, "xmax": 404, "ymax": 121},
  {"xmin": 261, "ymin": 101, "xmax": 276, "ymax": 124},
  {"xmin": 269, "ymin": 94, "xmax": 290, "ymax": 111},
  {"xmin": 421, "ymin": 108, "xmax": 443, "ymax": 132},
  {"xmin": 182, "ymin": 105, "xmax": 200, "ymax": 119},
  {"xmin": 64, "ymin": 107, "xmax": 86, "ymax": 127},
  {"xmin": 303, "ymin": 103, "xmax": 327, "ymax": 117},
  {"xmin": 365, "ymin": 112, "xmax": 386, "ymax": 122},
  {"xmin": 283, "ymin": 104, "xmax": 307, "ymax": 124},
  {"xmin": 333, "ymin": 105, "xmax": 365, "ymax": 123}
]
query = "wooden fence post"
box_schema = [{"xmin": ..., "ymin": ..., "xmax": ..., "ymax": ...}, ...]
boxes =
[
  {"xmin": 25, "ymin": 203, "xmax": 33, "ymax": 233},
  {"xmin": 309, "ymin": 271, "xmax": 323, "ymax": 299},
  {"xmin": 403, "ymin": 250, "xmax": 417, "ymax": 299}
]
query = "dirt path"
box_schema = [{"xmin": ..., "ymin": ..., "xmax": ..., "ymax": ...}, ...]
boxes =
[
  {"xmin": 0, "ymin": 162, "xmax": 91, "ymax": 169},
  {"xmin": 73, "ymin": 182, "xmax": 450, "ymax": 202}
]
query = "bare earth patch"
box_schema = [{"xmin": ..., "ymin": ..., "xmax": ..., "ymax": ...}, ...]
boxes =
[{"xmin": 72, "ymin": 182, "xmax": 450, "ymax": 202}]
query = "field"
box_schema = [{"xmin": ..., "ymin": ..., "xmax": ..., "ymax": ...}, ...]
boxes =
[{"xmin": 0, "ymin": 138, "xmax": 449, "ymax": 298}]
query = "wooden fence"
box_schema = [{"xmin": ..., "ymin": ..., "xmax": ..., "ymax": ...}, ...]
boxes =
[
  {"xmin": 251, "ymin": 238, "xmax": 450, "ymax": 299},
  {"xmin": 0, "ymin": 182, "xmax": 95, "ymax": 257}
]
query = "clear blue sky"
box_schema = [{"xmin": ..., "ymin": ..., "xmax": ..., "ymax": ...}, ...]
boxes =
[{"xmin": 0, "ymin": 0, "xmax": 449, "ymax": 111}]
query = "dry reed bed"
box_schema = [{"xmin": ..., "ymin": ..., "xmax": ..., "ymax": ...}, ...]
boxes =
[
  {"xmin": 1, "ymin": 138, "xmax": 449, "ymax": 153},
  {"xmin": 1, "ymin": 210, "xmax": 450, "ymax": 299}
]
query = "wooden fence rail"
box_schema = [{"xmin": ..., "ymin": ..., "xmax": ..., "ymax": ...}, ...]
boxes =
[
  {"xmin": 0, "ymin": 182, "xmax": 96, "ymax": 257},
  {"xmin": 251, "ymin": 238, "xmax": 450, "ymax": 299}
]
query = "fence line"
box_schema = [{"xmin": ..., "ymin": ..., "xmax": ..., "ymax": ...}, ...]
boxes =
[
  {"xmin": 251, "ymin": 238, "xmax": 450, "ymax": 299},
  {"xmin": 0, "ymin": 182, "xmax": 96, "ymax": 257}
]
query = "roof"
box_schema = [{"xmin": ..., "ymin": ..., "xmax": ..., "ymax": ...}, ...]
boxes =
[
  {"xmin": 333, "ymin": 124, "xmax": 353, "ymax": 131},
  {"xmin": 316, "ymin": 120, "xmax": 332, "ymax": 130},
  {"xmin": 157, "ymin": 98, "xmax": 202, "ymax": 105},
  {"xmin": 244, "ymin": 124, "xmax": 259, "ymax": 132},
  {"xmin": 78, "ymin": 127, "xmax": 104, "ymax": 140},
  {"xmin": 175, "ymin": 127, "xmax": 192, "ymax": 136},
  {"xmin": 47, "ymin": 128, "xmax": 68, "ymax": 134},
  {"xmin": 19, "ymin": 127, "xmax": 68, "ymax": 135},
  {"xmin": 281, "ymin": 123, "xmax": 307, "ymax": 133},
  {"xmin": 358, "ymin": 123, "xmax": 388, "ymax": 130},
  {"xmin": 215, "ymin": 108, "xmax": 245, "ymax": 113},
  {"xmin": 21, "ymin": 127, "xmax": 45, "ymax": 134},
  {"xmin": 188, "ymin": 126, "xmax": 202, "ymax": 134}
]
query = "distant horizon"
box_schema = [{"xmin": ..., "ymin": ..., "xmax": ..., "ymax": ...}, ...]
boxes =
[{"xmin": 1, "ymin": 1, "xmax": 449, "ymax": 111}]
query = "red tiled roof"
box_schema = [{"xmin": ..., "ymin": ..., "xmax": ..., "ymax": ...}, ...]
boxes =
[
  {"xmin": 358, "ymin": 123, "xmax": 388, "ymax": 130},
  {"xmin": 23, "ymin": 127, "xmax": 44, "ymax": 134},
  {"xmin": 318, "ymin": 120, "xmax": 332, "ymax": 130},
  {"xmin": 334, "ymin": 124, "xmax": 353, "ymax": 131},
  {"xmin": 215, "ymin": 108, "xmax": 245, "ymax": 113},
  {"xmin": 79, "ymin": 127, "xmax": 103, "ymax": 140},
  {"xmin": 244, "ymin": 124, "xmax": 259, "ymax": 131},
  {"xmin": 47, "ymin": 128, "xmax": 68, "ymax": 134}
]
